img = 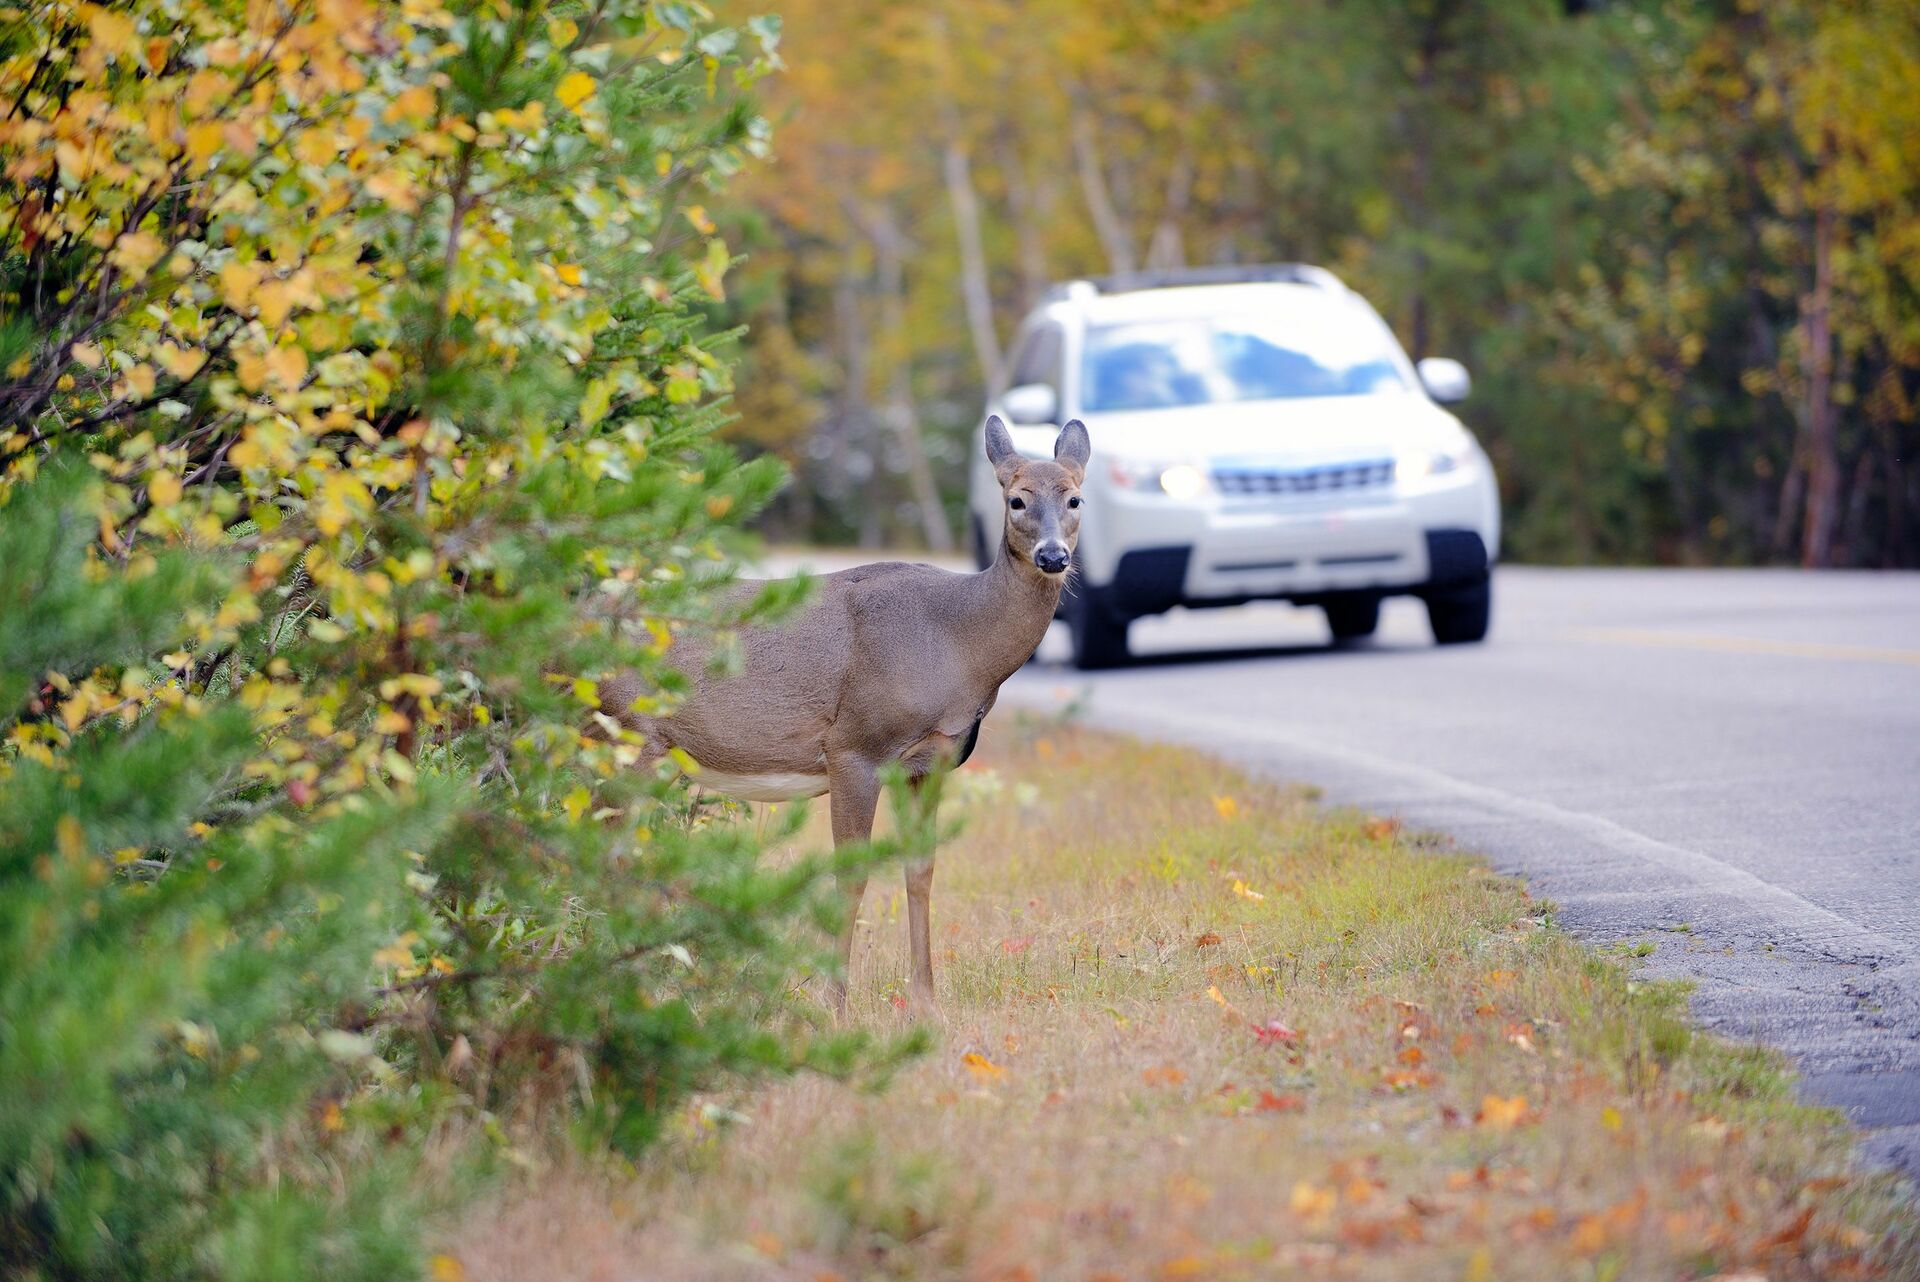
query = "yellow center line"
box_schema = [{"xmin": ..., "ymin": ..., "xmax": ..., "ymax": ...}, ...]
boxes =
[{"xmin": 1568, "ymin": 627, "xmax": 1920, "ymax": 668}]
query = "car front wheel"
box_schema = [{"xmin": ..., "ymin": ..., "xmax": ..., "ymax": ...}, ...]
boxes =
[
  {"xmin": 1425, "ymin": 575, "xmax": 1491, "ymax": 645},
  {"xmin": 1322, "ymin": 593, "xmax": 1381, "ymax": 644},
  {"xmin": 1066, "ymin": 579, "xmax": 1130, "ymax": 669}
]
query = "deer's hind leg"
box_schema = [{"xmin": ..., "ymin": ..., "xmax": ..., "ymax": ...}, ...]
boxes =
[{"xmin": 824, "ymin": 757, "xmax": 881, "ymax": 1018}]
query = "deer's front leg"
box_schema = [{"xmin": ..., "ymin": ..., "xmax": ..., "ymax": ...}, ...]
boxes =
[
  {"xmin": 905, "ymin": 855, "xmax": 937, "ymax": 1013},
  {"xmin": 904, "ymin": 772, "xmax": 942, "ymax": 1015},
  {"xmin": 825, "ymin": 758, "xmax": 881, "ymax": 1018}
]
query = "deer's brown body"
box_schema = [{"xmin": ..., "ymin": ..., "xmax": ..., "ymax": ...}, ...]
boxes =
[{"xmin": 612, "ymin": 418, "xmax": 1090, "ymax": 1012}]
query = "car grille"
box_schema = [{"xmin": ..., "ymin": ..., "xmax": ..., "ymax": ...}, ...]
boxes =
[{"xmin": 1211, "ymin": 458, "xmax": 1395, "ymax": 497}]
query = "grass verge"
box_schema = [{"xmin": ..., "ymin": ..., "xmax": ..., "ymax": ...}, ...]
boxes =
[{"xmin": 448, "ymin": 721, "xmax": 1918, "ymax": 1281}]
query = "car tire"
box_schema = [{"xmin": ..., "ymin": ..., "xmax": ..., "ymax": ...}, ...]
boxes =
[
  {"xmin": 1066, "ymin": 578, "xmax": 1130, "ymax": 670},
  {"xmin": 1322, "ymin": 593, "xmax": 1381, "ymax": 644},
  {"xmin": 1425, "ymin": 575, "xmax": 1491, "ymax": 645}
]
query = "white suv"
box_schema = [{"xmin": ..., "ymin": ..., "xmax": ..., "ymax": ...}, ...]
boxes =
[{"xmin": 966, "ymin": 265, "xmax": 1501, "ymax": 669}]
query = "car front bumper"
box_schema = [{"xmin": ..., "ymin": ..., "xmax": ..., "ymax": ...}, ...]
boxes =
[{"xmin": 1082, "ymin": 468, "xmax": 1496, "ymax": 614}]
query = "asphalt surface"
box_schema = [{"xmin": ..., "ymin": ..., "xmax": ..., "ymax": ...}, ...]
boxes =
[{"xmin": 991, "ymin": 566, "xmax": 1920, "ymax": 1176}]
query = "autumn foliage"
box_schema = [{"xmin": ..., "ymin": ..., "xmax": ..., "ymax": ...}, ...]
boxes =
[{"xmin": 1, "ymin": 0, "xmax": 910, "ymax": 1275}]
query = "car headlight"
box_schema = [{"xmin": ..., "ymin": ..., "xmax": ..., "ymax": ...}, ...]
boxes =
[
  {"xmin": 1397, "ymin": 443, "xmax": 1476, "ymax": 482},
  {"xmin": 1109, "ymin": 460, "xmax": 1212, "ymax": 500}
]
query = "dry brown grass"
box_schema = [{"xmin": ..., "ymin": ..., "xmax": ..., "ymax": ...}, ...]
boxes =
[{"xmin": 449, "ymin": 720, "xmax": 1918, "ymax": 1281}]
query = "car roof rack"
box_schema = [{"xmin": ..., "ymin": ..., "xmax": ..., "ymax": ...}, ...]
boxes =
[{"xmin": 1043, "ymin": 263, "xmax": 1345, "ymax": 302}]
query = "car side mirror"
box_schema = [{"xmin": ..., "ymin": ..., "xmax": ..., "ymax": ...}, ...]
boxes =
[
  {"xmin": 1002, "ymin": 382, "xmax": 1059, "ymax": 426},
  {"xmin": 1417, "ymin": 358, "xmax": 1471, "ymax": 404}
]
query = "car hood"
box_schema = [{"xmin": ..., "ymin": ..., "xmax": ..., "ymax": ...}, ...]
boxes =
[{"xmin": 1008, "ymin": 394, "xmax": 1472, "ymax": 467}]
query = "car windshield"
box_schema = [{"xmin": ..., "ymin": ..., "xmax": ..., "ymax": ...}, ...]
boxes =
[{"xmin": 1079, "ymin": 305, "xmax": 1413, "ymax": 413}]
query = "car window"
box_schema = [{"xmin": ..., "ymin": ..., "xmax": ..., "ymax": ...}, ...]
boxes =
[
  {"xmin": 1009, "ymin": 325, "xmax": 1062, "ymax": 391},
  {"xmin": 1080, "ymin": 304, "xmax": 1412, "ymax": 413}
]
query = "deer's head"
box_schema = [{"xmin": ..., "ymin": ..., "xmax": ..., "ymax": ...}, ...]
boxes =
[{"xmin": 985, "ymin": 415, "xmax": 1090, "ymax": 578}]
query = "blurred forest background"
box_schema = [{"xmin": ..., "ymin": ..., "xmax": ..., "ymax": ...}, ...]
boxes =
[{"xmin": 719, "ymin": 0, "xmax": 1920, "ymax": 569}]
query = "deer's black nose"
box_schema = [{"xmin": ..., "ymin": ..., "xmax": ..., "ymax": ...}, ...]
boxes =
[{"xmin": 1034, "ymin": 544, "xmax": 1071, "ymax": 575}]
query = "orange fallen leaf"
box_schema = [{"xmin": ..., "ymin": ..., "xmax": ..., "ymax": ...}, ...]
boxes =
[
  {"xmin": 1142, "ymin": 1064, "xmax": 1187, "ymax": 1087},
  {"xmin": 1194, "ymin": 932, "xmax": 1223, "ymax": 948},
  {"xmin": 962, "ymin": 1051, "xmax": 1005, "ymax": 1081},
  {"xmin": 1255, "ymin": 1090, "xmax": 1305, "ymax": 1113},
  {"xmin": 1397, "ymin": 1045, "xmax": 1425, "ymax": 1065},
  {"xmin": 1289, "ymin": 1180, "xmax": 1337, "ymax": 1221},
  {"xmin": 1478, "ymin": 1094, "xmax": 1530, "ymax": 1129}
]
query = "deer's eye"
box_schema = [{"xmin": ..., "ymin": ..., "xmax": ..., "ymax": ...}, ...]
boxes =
[
  {"xmin": 1009, "ymin": 496, "xmax": 1026, "ymax": 511},
  {"xmin": 1067, "ymin": 496, "xmax": 1082, "ymax": 509}
]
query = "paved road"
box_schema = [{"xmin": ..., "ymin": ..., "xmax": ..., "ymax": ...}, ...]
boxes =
[{"xmin": 992, "ymin": 567, "xmax": 1920, "ymax": 1175}]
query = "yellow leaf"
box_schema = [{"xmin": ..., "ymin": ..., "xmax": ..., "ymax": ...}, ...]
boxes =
[
  {"xmin": 149, "ymin": 471, "xmax": 183, "ymax": 506},
  {"xmin": 186, "ymin": 121, "xmax": 225, "ymax": 166},
  {"xmin": 110, "ymin": 232, "xmax": 165, "ymax": 277},
  {"xmin": 1231, "ymin": 879, "xmax": 1265, "ymax": 902},
  {"xmin": 684, "ymin": 204, "xmax": 715, "ymax": 235},
  {"xmin": 429, "ymin": 1254, "xmax": 467, "ymax": 1282},
  {"xmin": 562, "ymin": 786, "xmax": 591, "ymax": 821},
  {"xmin": 1601, "ymin": 1105, "xmax": 1624, "ymax": 1132},
  {"xmin": 961, "ymin": 1051, "xmax": 1005, "ymax": 1081},
  {"xmin": 292, "ymin": 129, "xmax": 340, "ymax": 168},
  {"xmin": 122, "ymin": 364, "xmax": 157, "ymax": 399},
  {"xmin": 56, "ymin": 814, "xmax": 86, "ymax": 860},
  {"xmin": 87, "ymin": 7, "xmax": 137, "ymax": 55},
  {"xmin": 384, "ymin": 84, "xmax": 436, "ymax": 123},
  {"xmin": 69, "ymin": 341, "xmax": 103, "ymax": 368},
  {"xmin": 155, "ymin": 345, "xmax": 206, "ymax": 380},
  {"xmin": 555, "ymin": 70, "xmax": 596, "ymax": 111},
  {"xmin": 553, "ymin": 262, "xmax": 583, "ymax": 285},
  {"xmin": 264, "ymin": 345, "xmax": 307, "ymax": 389},
  {"xmin": 1211, "ymin": 794, "xmax": 1238, "ymax": 819}
]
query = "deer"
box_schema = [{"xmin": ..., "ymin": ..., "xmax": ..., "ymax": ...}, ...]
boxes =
[{"xmin": 602, "ymin": 416, "xmax": 1089, "ymax": 1015}]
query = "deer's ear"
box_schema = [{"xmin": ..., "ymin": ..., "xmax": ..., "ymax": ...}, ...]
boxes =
[
  {"xmin": 984, "ymin": 415, "xmax": 1018, "ymax": 470},
  {"xmin": 1054, "ymin": 419, "xmax": 1091, "ymax": 473}
]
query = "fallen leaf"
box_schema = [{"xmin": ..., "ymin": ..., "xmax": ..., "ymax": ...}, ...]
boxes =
[
  {"xmin": 962, "ymin": 1051, "xmax": 1005, "ymax": 1081},
  {"xmin": 1477, "ymin": 1094, "xmax": 1530, "ymax": 1129},
  {"xmin": 1600, "ymin": 1105, "xmax": 1624, "ymax": 1132},
  {"xmin": 1289, "ymin": 1180, "xmax": 1337, "ymax": 1221},
  {"xmin": 1001, "ymin": 935, "xmax": 1034, "ymax": 955},
  {"xmin": 1212, "ymin": 794, "xmax": 1239, "ymax": 819},
  {"xmin": 1194, "ymin": 932, "xmax": 1223, "ymax": 948},
  {"xmin": 1142, "ymin": 1064, "xmax": 1187, "ymax": 1087},
  {"xmin": 1231, "ymin": 879, "xmax": 1265, "ymax": 901},
  {"xmin": 1255, "ymin": 1090, "xmax": 1305, "ymax": 1113}
]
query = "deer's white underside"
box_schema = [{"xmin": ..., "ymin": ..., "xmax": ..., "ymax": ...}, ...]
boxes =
[{"xmin": 694, "ymin": 768, "xmax": 832, "ymax": 802}]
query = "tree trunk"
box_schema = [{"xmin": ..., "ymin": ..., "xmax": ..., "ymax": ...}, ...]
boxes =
[
  {"xmin": 861, "ymin": 202, "xmax": 956, "ymax": 552},
  {"xmin": 1143, "ymin": 146, "xmax": 1194, "ymax": 272},
  {"xmin": 999, "ymin": 135, "xmax": 1052, "ymax": 308},
  {"xmin": 942, "ymin": 138, "xmax": 1005, "ymax": 393},
  {"xmin": 831, "ymin": 249, "xmax": 876, "ymax": 545},
  {"xmin": 1799, "ymin": 167, "xmax": 1839, "ymax": 568},
  {"xmin": 1072, "ymin": 105, "xmax": 1135, "ymax": 277}
]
